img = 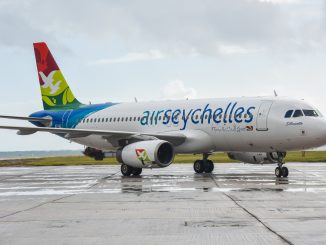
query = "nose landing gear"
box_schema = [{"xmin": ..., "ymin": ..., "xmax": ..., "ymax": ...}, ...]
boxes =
[
  {"xmin": 274, "ymin": 152, "xmax": 289, "ymax": 177},
  {"xmin": 193, "ymin": 153, "xmax": 214, "ymax": 174},
  {"xmin": 275, "ymin": 165, "xmax": 289, "ymax": 178}
]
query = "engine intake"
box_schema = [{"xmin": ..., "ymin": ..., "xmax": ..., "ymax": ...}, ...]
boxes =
[{"xmin": 116, "ymin": 140, "xmax": 175, "ymax": 168}]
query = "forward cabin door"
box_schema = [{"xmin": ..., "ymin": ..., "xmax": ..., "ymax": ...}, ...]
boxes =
[{"xmin": 256, "ymin": 101, "xmax": 273, "ymax": 131}]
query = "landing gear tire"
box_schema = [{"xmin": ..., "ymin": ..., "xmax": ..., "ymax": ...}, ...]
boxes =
[
  {"xmin": 194, "ymin": 160, "xmax": 204, "ymax": 173},
  {"xmin": 132, "ymin": 168, "xmax": 142, "ymax": 176},
  {"xmin": 121, "ymin": 164, "xmax": 133, "ymax": 176},
  {"xmin": 275, "ymin": 166, "xmax": 289, "ymax": 177},
  {"xmin": 204, "ymin": 160, "xmax": 214, "ymax": 173},
  {"xmin": 275, "ymin": 167, "xmax": 282, "ymax": 178},
  {"xmin": 281, "ymin": 166, "xmax": 289, "ymax": 178}
]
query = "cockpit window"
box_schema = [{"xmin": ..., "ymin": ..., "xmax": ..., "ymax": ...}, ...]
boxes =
[
  {"xmin": 284, "ymin": 110, "xmax": 293, "ymax": 118},
  {"xmin": 293, "ymin": 110, "xmax": 303, "ymax": 118},
  {"xmin": 303, "ymin": 110, "xmax": 318, "ymax": 117}
]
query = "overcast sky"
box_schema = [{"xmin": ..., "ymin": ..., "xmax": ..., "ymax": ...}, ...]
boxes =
[{"xmin": 0, "ymin": 0, "xmax": 326, "ymax": 151}]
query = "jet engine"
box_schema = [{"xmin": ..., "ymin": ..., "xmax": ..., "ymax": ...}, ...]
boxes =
[
  {"xmin": 116, "ymin": 140, "xmax": 175, "ymax": 168},
  {"xmin": 227, "ymin": 152, "xmax": 286, "ymax": 164},
  {"xmin": 83, "ymin": 147, "xmax": 104, "ymax": 161}
]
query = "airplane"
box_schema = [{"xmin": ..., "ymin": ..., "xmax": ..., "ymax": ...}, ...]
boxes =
[{"xmin": 0, "ymin": 42, "xmax": 325, "ymax": 178}]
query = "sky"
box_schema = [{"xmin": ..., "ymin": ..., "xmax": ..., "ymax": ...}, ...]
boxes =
[{"xmin": 0, "ymin": 0, "xmax": 326, "ymax": 151}]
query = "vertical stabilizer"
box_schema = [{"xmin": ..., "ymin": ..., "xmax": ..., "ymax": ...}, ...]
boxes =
[{"xmin": 33, "ymin": 42, "xmax": 83, "ymax": 110}]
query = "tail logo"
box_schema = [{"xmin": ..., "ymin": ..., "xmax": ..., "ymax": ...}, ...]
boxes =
[
  {"xmin": 39, "ymin": 71, "xmax": 62, "ymax": 95},
  {"xmin": 33, "ymin": 42, "xmax": 83, "ymax": 110}
]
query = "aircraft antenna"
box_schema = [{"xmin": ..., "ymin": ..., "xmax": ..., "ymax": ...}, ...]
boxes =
[{"xmin": 273, "ymin": 90, "xmax": 278, "ymax": 97}]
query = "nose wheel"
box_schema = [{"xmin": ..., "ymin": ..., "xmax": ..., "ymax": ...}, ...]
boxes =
[
  {"xmin": 194, "ymin": 153, "xmax": 214, "ymax": 173},
  {"xmin": 275, "ymin": 166, "xmax": 289, "ymax": 178}
]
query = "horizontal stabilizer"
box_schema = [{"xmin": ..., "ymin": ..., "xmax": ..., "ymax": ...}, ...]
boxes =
[{"xmin": 0, "ymin": 115, "xmax": 52, "ymax": 123}]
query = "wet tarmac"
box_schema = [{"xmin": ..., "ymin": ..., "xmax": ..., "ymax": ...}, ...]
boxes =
[{"xmin": 1, "ymin": 163, "xmax": 326, "ymax": 245}]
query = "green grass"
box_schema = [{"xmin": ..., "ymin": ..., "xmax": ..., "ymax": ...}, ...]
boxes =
[{"xmin": 1, "ymin": 151, "xmax": 326, "ymax": 167}]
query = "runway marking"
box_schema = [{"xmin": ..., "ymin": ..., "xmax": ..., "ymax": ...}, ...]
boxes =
[{"xmin": 209, "ymin": 174, "xmax": 294, "ymax": 245}]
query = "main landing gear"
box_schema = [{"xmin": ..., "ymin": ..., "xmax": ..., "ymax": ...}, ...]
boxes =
[
  {"xmin": 193, "ymin": 153, "xmax": 214, "ymax": 174},
  {"xmin": 121, "ymin": 163, "xmax": 142, "ymax": 176}
]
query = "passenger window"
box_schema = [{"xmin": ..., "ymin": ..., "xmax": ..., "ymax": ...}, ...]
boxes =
[
  {"xmin": 125, "ymin": 117, "xmax": 128, "ymax": 122},
  {"xmin": 90, "ymin": 119, "xmax": 93, "ymax": 123},
  {"xmin": 303, "ymin": 110, "xmax": 318, "ymax": 117},
  {"xmin": 113, "ymin": 118, "xmax": 116, "ymax": 122},
  {"xmin": 138, "ymin": 117, "xmax": 140, "ymax": 121},
  {"xmin": 284, "ymin": 110, "xmax": 293, "ymax": 118},
  {"xmin": 102, "ymin": 118, "xmax": 105, "ymax": 122},
  {"xmin": 293, "ymin": 110, "xmax": 303, "ymax": 118},
  {"xmin": 110, "ymin": 118, "xmax": 112, "ymax": 122},
  {"xmin": 134, "ymin": 117, "xmax": 136, "ymax": 121},
  {"xmin": 106, "ymin": 118, "xmax": 108, "ymax": 122}
]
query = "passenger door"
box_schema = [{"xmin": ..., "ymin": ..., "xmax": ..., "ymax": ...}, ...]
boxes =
[{"xmin": 256, "ymin": 101, "xmax": 273, "ymax": 131}]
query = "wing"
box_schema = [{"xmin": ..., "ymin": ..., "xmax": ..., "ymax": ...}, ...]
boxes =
[{"xmin": 0, "ymin": 125, "xmax": 186, "ymax": 146}]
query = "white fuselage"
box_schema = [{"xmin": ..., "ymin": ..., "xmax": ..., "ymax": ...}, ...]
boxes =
[{"xmin": 72, "ymin": 97, "xmax": 326, "ymax": 153}]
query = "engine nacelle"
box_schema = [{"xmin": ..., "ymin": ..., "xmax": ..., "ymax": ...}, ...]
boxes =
[
  {"xmin": 227, "ymin": 152, "xmax": 286, "ymax": 165},
  {"xmin": 83, "ymin": 147, "xmax": 104, "ymax": 161},
  {"xmin": 116, "ymin": 140, "xmax": 175, "ymax": 168}
]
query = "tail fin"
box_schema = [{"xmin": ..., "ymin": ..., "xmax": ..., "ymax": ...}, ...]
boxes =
[{"xmin": 33, "ymin": 42, "xmax": 83, "ymax": 110}]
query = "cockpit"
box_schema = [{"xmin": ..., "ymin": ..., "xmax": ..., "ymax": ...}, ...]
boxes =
[{"xmin": 284, "ymin": 109, "xmax": 320, "ymax": 118}]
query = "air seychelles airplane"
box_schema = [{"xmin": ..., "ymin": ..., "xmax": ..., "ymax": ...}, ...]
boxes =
[{"xmin": 0, "ymin": 42, "xmax": 325, "ymax": 177}]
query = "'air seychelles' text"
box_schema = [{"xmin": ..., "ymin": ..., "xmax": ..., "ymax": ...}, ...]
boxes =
[{"xmin": 140, "ymin": 102, "xmax": 256, "ymax": 130}]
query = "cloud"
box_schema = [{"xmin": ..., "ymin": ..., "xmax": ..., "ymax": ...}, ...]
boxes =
[
  {"xmin": 161, "ymin": 80, "xmax": 197, "ymax": 100},
  {"xmin": 93, "ymin": 49, "xmax": 165, "ymax": 64},
  {"xmin": 217, "ymin": 44, "xmax": 263, "ymax": 55},
  {"xmin": 259, "ymin": 0, "xmax": 302, "ymax": 4},
  {"xmin": 0, "ymin": 0, "xmax": 325, "ymax": 56}
]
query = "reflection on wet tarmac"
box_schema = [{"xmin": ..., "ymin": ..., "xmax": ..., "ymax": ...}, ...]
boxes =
[{"xmin": 0, "ymin": 163, "xmax": 325, "ymax": 196}]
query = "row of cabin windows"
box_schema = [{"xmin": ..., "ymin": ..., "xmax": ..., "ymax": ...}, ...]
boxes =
[
  {"xmin": 284, "ymin": 109, "xmax": 319, "ymax": 118},
  {"xmin": 81, "ymin": 113, "xmax": 251, "ymax": 124},
  {"xmin": 82, "ymin": 116, "xmax": 141, "ymax": 123}
]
